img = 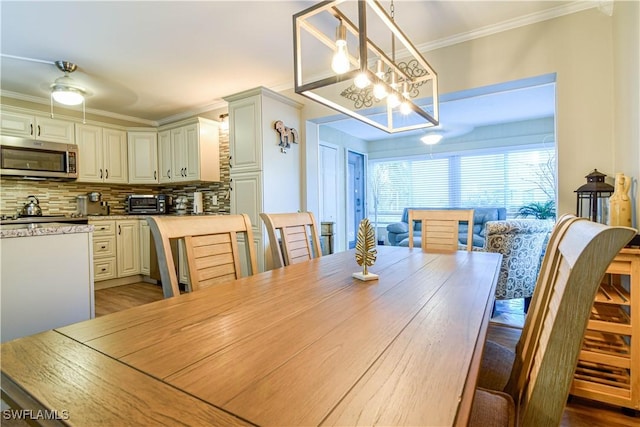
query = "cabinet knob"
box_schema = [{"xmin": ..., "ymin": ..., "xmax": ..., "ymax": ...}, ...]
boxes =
[
  {"xmin": 154, "ymin": 171, "xmax": 157, "ymax": 180},
  {"xmin": 101, "ymin": 245, "xmax": 106, "ymax": 249},
  {"xmin": 105, "ymin": 169, "xmax": 109, "ymax": 179},
  {"xmin": 168, "ymin": 169, "xmax": 171, "ymax": 179},
  {"xmin": 37, "ymin": 125, "xmax": 41, "ymax": 136},
  {"xmin": 30, "ymin": 124, "xmax": 34, "ymax": 136},
  {"xmin": 101, "ymin": 268, "xmax": 107, "ymax": 272},
  {"xmin": 118, "ymin": 225, "xmax": 121, "ymax": 235},
  {"xmin": 100, "ymin": 169, "xmax": 103, "ymax": 179}
]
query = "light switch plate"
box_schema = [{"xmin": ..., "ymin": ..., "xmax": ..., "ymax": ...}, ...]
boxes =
[{"xmin": 210, "ymin": 194, "xmax": 218, "ymax": 206}]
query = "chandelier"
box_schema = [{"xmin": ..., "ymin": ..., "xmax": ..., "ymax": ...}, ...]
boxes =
[{"xmin": 294, "ymin": 0, "xmax": 439, "ymax": 133}]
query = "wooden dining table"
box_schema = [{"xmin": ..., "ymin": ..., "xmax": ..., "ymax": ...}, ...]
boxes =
[{"xmin": 1, "ymin": 246, "xmax": 501, "ymax": 426}]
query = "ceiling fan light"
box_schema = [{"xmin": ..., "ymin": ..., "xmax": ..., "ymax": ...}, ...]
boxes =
[
  {"xmin": 51, "ymin": 86, "xmax": 84, "ymax": 105},
  {"xmin": 421, "ymin": 133, "xmax": 443, "ymax": 145}
]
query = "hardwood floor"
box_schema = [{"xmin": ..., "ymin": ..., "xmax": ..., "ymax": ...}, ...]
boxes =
[{"xmin": 94, "ymin": 284, "xmax": 640, "ymax": 426}]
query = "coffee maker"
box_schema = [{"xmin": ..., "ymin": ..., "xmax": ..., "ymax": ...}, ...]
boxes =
[{"xmin": 77, "ymin": 192, "xmax": 110, "ymax": 216}]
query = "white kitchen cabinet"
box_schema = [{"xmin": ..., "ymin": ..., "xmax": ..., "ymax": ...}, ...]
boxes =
[
  {"xmin": 1, "ymin": 230, "xmax": 94, "ymax": 343},
  {"xmin": 76, "ymin": 124, "xmax": 128, "ymax": 183},
  {"xmin": 128, "ymin": 130, "xmax": 158, "ymax": 184},
  {"xmin": 0, "ymin": 110, "xmax": 75, "ymax": 144},
  {"xmin": 116, "ymin": 220, "xmax": 141, "ymax": 277},
  {"xmin": 224, "ymin": 87, "xmax": 302, "ymax": 271},
  {"xmin": 92, "ymin": 220, "xmax": 117, "ymax": 281},
  {"xmin": 90, "ymin": 219, "xmax": 141, "ymax": 281},
  {"xmin": 140, "ymin": 219, "xmax": 151, "ymax": 275},
  {"xmin": 157, "ymin": 117, "xmax": 220, "ymax": 183}
]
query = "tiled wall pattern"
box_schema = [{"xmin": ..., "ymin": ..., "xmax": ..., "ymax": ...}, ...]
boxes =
[{"xmin": 0, "ymin": 130, "xmax": 231, "ymax": 217}]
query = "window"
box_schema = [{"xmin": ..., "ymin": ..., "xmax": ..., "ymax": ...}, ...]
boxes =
[{"xmin": 368, "ymin": 144, "xmax": 556, "ymax": 225}]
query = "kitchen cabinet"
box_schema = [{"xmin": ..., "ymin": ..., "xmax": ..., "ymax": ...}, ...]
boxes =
[
  {"xmin": 1, "ymin": 228, "xmax": 94, "ymax": 343},
  {"xmin": 92, "ymin": 220, "xmax": 117, "ymax": 281},
  {"xmin": 140, "ymin": 219, "xmax": 151, "ymax": 276},
  {"xmin": 90, "ymin": 219, "xmax": 140, "ymax": 281},
  {"xmin": 128, "ymin": 130, "xmax": 158, "ymax": 184},
  {"xmin": 158, "ymin": 117, "xmax": 220, "ymax": 183},
  {"xmin": 116, "ymin": 220, "xmax": 141, "ymax": 277},
  {"xmin": 76, "ymin": 124, "xmax": 128, "ymax": 183},
  {"xmin": 224, "ymin": 87, "xmax": 302, "ymax": 272},
  {"xmin": 571, "ymin": 247, "xmax": 640, "ymax": 412},
  {"xmin": 0, "ymin": 110, "xmax": 75, "ymax": 144}
]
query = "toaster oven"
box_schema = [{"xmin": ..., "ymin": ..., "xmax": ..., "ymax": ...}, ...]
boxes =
[{"xmin": 126, "ymin": 195, "xmax": 171, "ymax": 214}]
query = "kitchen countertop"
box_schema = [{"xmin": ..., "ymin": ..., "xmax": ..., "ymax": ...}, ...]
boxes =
[
  {"xmin": 0, "ymin": 223, "xmax": 94, "ymax": 239},
  {"xmin": 86, "ymin": 213, "xmax": 220, "ymax": 221}
]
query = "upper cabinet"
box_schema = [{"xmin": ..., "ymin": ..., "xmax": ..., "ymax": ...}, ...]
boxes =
[
  {"xmin": 75, "ymin": 124, "xmax": 128, "ymax": 184},
  {"xmin": 1, "ymin": 110, "xmax": 75, "ymax": 144},
  {"xmin": 128, "ymin": 130, "xmax": 158, "ymax": 184},
  {"xmin": 158, "ymin": 117, "xmax": 220, "ymax": 183}
]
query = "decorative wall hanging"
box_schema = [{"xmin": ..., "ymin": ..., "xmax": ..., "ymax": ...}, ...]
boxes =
[
  {"xmin": 293, "ymin": 0, "xmax": 439, "ymax": 134},
  {"xmin": 353, "ymin": 218, "xmax": 378, "ymax": 281},
  {"xmin": 274, "ymin": 120, "xmax": 299, "ymax": 153}
]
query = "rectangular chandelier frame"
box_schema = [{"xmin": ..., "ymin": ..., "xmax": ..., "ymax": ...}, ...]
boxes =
[{"xmin": 294, "ymin": 0, "xmax": 439, "ymax": 133}]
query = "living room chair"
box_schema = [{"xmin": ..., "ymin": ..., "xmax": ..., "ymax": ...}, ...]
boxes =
[
  {"xmin": 470, "ymin": 217, "xmax": 635, "ymax": 426},
  {"xmin": 147, "ymin": 214, "xmax": 258, "ymax": 298},
  {"xmin": 483, "ymin": 218, "xmax": 555, "ymax": 312},
  {"xmin": 408, "ymin": 209, "xmax": 474, "ymax": 252},
  {"xmin": 260, "ymin": 212, "xmax": 322, "ymax": 268}
]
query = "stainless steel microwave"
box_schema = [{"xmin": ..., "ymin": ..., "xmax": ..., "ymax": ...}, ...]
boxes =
[{"xmin": 0, "ymin": 135, "xmax": 78, "ymax": 179}]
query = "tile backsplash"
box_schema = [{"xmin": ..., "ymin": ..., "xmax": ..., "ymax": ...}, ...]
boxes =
[{"xmin": 0, "ymin": 131, "xmax": 231, "ymax": 216}]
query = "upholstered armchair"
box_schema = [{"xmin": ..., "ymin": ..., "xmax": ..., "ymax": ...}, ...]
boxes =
[{"xmin": 482, "ymin": 219, "xmax": 554, "ymax": 312}]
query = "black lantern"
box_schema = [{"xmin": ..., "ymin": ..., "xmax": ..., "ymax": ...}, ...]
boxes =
[{"xmin": 575, "ymin": 169, "xmax": 614, "ymax": 223}]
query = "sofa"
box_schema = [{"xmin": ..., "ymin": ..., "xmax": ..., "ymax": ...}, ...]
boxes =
[{"xmin": 386, "ymin": 207, "xmax": 507, "ymax": 248}]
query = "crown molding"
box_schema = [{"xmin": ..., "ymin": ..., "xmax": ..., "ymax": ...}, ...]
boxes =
[{"xmin": 416, "ymin": 1, "xmax": 598, "ymax": 52}]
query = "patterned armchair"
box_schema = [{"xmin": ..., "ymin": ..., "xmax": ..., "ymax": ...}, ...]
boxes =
[{"xmin": 482, "ymin": 219, "xmax": 554, "ymax": 311}]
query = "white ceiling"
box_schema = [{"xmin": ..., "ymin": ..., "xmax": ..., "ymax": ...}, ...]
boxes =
[{"xmin": 1, "ymin": 1, "xmax": 591, "ymax": 137}]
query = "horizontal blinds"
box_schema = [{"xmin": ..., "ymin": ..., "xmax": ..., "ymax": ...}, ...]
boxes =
[{"xmin": 369, "ymin": 145, "xmax": 555, "ymax": 222}]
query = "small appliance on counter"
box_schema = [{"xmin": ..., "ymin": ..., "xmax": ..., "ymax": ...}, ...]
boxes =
[
  {"xmin": 193, "ymin": 191, "xmax": 203, "ymax": 214},
  {"xmin": 77, "ymin": 192, "xmax": 109, "ymax": 216},
  {"xmin": 126, "ymin": 194, "xmax": 171, "ymax": 215},
  {"xmin": 174, "ymin": 196, "xmax": 188, "ymax": 215}
]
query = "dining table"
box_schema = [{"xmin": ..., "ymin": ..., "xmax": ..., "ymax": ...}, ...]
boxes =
[{"xmin": 1, "ymin": 245, "xmax": 501, "ymax": 426}]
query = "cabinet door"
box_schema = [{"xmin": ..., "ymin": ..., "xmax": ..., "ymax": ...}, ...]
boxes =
[
  {"xmin": 116, "ymin": 220, "xmax": 141, "ymax": 277},
  {"xmin": 229, "ymin": 94, "xmax": 262, "ymax": 172},
  {"xmin": 35, "ymin": 117, "xmax": 75, "ymax": 144},
  {"xmin": 158, "ymin": 130, "xmax": 172, "ymax": 183},
  {"xmin": 171, "ymin": 127, "xmax": 188, "ymax": 182},
  {"xmin": 184, "ymin": 123, "xmax": 200, "ymax": 181},
  {"xmin": 177, "ymin": 239, "xmax": 191, "ymax": 288},
  {"xmin": 0, "ymin": 111, "xmax": 34, "ymax": 137},
  {"xmin": 140, "ymin": 220, "xmax": 151, "ymax": 276},
  {"xmin": 75, "ymin": 124, "xmax": 104, "ymax": 182},
  {"xmin": 103, "ymin": 129, "xmax": 128, "ymax": 184},
  {"xmin": 128, "ymin": 131, "xmax": 158, "ymax": 184}
]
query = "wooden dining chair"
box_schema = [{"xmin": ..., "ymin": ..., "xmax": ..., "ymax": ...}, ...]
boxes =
[
  {"xmin": 470, "ymin": 218, "xmax": 636, "ymax": 427},
  {"xmin": 259, "ymin": 212, "xmax": 322, "ymax": 269},
  {"xmin": 147, "ymin": 214, "xmax": 258, "ymax": 298},
  {"xmin": 408, "ymin": 209, "xmax": 474, "ymax": 252},
  {"xmin": 478, "ymin": 214, "xmax": 581, "ymax": 392}
]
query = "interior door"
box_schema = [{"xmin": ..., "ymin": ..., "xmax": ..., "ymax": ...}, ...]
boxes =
[{"xmin": 347, "ymin": 150, "xmax": 365, "ymax": 249}]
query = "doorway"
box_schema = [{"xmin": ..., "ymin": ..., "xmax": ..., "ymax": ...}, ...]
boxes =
[{"xmin": 347, "ymin": 150, "xmax": 365, "ymax": 249}]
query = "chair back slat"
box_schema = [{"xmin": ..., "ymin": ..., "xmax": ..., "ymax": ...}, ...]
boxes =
[
  {"xmin": 260, "ymin": 212, "xmax": 322, "ymax": 269},
  {"xmin": 408, "ymin": 209, "xmax": 474, "ymax": 252},
  {"xmin": 148, "ymin": 214, "xmax": 257, "ymax": 298},
  {"xmin": 515, "ymin": 219, "xmax": 635, "ymax": 426}
]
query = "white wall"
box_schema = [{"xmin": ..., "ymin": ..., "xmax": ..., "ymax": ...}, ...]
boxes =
[{"xmin": 291, "ymin": 6, "xmax": 639, "ymax": 227}]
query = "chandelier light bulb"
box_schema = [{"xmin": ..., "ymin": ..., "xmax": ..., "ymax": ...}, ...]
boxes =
[
  {"xmin": 373, "ymin": 83, "xmax": 387, "ymax": 100},
  {"xmin": 387, "ymin": 92, "xmax": 401, "ymax": 108},
  {"xmin": 354, "ymin": 72, "xmax": 370, "ymax": 88},
  {"xmin": 400, "ymin": 100, "xmax": 412, "ymax": 115},
  {"xmin": 331, "ymin": 21, "xmax": 350, "ymax": 74}
]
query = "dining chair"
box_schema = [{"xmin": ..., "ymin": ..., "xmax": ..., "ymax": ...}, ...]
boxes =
[
  {"xmin": 478, "ymin": 214, "xmax": 579, "ymax": 392},
  {"xmin": 147, "ymin": 214, "xmax": 258, "ymax": 298},
  {"xmin": 407, "ymin": 209, "xmax": 474, "ymax": 252},
  {"xmin": 259, "ymin": 212, "xmax": 322, "ymax": 269},
  {"xmin": 470, "ymin": 218, "xmax": 636, "ymax": 427}
]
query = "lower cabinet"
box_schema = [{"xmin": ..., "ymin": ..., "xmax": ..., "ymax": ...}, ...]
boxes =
[{"xmin": 90, "ymin": 219, "xmax": 141, "ymax": 281}]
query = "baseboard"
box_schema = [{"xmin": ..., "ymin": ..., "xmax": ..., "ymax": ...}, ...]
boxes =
[{"xmin": 94, "ymin": 275, "xmax": 145, "ymax": 290}]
